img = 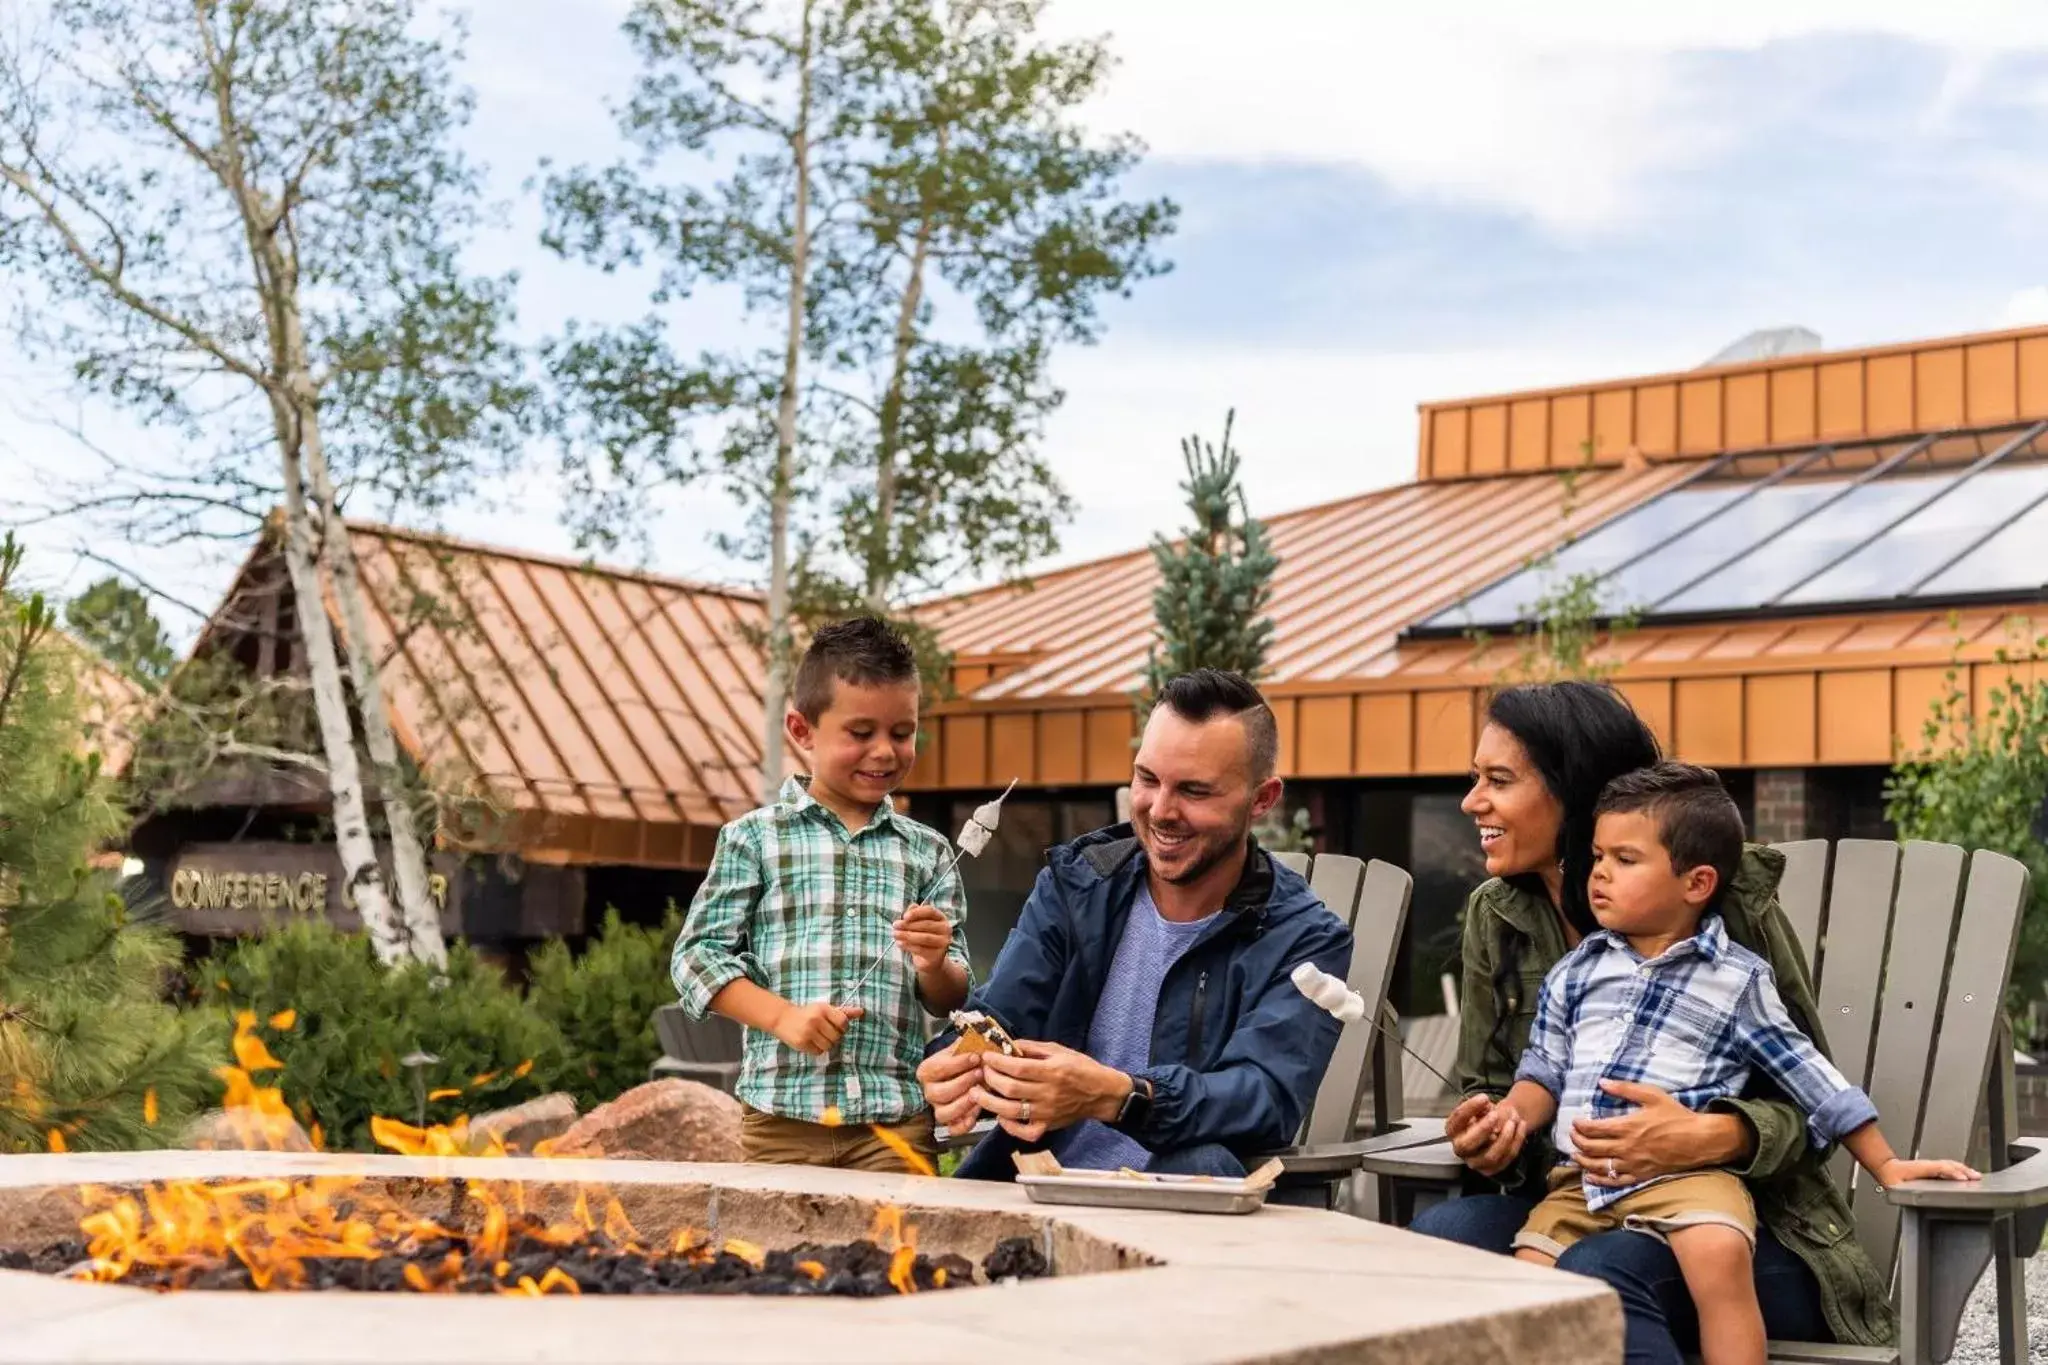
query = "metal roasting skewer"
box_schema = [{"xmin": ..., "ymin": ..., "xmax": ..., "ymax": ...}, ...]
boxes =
[{"xmin": 833, "ymin": 779, "xmax": 1017, "ymax": 1007}]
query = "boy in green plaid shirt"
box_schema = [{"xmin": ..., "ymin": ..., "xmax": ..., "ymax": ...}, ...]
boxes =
[{"xmin": 671, "ymin": 617, "xmax": 971, "ymax": 1170}]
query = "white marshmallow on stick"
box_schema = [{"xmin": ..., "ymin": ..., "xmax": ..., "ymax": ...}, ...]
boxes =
[
  {"xmin": 1290, "ymin": 962, "xmax": 1366, "ymax": 1022},
  {"xmin": 1290, "ymin": 961, "xmax": 1457, "ymax": 1091},
  {"xmin": 923, "ymin": 777, "xmax": 1016, "ymax": 898},
  {"xmin": 837, "ymin": 778, "xmax": 1018, "ymax": 1005}
]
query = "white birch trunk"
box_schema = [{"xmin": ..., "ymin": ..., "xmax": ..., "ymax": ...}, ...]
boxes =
[
  {"xmin": 275, "ymin": 438, "xmax": 408, "ymax": 966},
  {"xmin": 300, "ymin": 420, "xmax": 449, "ymax": 968},
  {"xmin": 759, "ymin": 0, "xmax": 816, "ymax": 806}
]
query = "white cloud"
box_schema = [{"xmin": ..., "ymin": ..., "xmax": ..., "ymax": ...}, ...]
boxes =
[
  {"xmin": 2001, "ymin": 286, "xmax": 2048, "ymax": 327},
  {"xmin": 1041, "ymin": 2, "xmax": 2048, "ymax": 233}
]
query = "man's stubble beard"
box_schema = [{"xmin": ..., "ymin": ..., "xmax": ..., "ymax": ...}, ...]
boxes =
[{"xmin": 1152, "ymin": 802, "xmax": 1255, "ymax": 888}]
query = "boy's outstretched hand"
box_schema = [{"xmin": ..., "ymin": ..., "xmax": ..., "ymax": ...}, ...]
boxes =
[
  {"xmin": 893, "ymin": 903, "xmax": 954, "ymax": 973},
  {"xmin": 1875, "ymin": 1156, "xmax": 1981, "ymax": 1188},
  {"xmin": 772, "ymin": 1002, "xmax": 865, "ymax": 1055}
]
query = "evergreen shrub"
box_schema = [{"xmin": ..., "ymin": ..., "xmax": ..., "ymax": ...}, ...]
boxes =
[
  {"xmin": 525, "ymin": 905, "xmax": 682, "ymax": 1110},
  {"xmin": 202, "ymin": 922, "xmax": 567, "ymax": 1151}
]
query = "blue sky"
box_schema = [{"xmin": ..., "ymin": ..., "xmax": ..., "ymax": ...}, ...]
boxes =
[{"xmin": 8, "ymin": 1, "xmax": 2048, "ymax": 633}]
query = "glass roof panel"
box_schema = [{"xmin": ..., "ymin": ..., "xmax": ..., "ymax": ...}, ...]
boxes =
[
  {"xmin": 1413, "ymin": 426, "xmax": 2048, "ymax": 636},
  {"xmin": 1601, "ymin": 477, "xmax": 1845, "ymax": 612},
  {"xmin": 1422, "ymin": 483, "xmax": 1749, "ymax": 628},
  {"xmin": 1917, "ymin": 494, "xmax": 2048, "ymax": 597},
  {"xmin": 1657, "ymin": 474, "xmax": 1959, "ymax": 614},
  {"xmin": 1782, "ymin": 461, "xmax": 2048, "ymax": 606}
]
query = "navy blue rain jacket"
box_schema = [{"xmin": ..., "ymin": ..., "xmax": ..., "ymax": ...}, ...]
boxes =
[{"xmin": 940, "ymin": 825, "xmax": 1354, "ymax": 1174}]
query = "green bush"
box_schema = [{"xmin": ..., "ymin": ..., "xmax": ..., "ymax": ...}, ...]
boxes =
[
  {"xmin": 526, "ymin": 905, "xmax": 682, "ymax": 1110},
  {"xmin": 202, "ymin": 922, "xmax": 567, "ymax": 1151},
  {"xmin": 1886, "ymin": 632, "xmax": 2048, "ymax": 1025}
]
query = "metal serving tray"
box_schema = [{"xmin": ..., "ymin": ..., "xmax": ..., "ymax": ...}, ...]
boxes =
[{"xmin": 1014, "ymin": 1170, "xmax": 1269, "ymax": 1215}]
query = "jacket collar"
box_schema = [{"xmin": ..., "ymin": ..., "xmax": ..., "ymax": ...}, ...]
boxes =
[{"xmin": 1068, "ymin": 823, "xmax": 1274, "ymax": 921}]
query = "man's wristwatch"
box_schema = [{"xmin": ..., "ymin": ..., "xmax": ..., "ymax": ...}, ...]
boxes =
[{"xmin": 1113, "ymin": 1076, "xmax": 1154, "ymax": 1130}]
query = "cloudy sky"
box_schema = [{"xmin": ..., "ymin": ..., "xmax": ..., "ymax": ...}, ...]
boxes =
[{"xmin": 9, "ymin": 1, "xmax": 2048, "ymax": 633}]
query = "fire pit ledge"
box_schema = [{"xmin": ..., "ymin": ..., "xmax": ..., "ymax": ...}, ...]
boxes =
[{"xmin": 0, "ymin": 1150, "xmax": 1619, "ymax": 1364}]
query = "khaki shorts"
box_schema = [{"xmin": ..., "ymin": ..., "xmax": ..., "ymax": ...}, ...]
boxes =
[
  {"xmin": 740, "ymin": 1106, "xmax": 938, "ymax": 1174},
  {"xmin": 1513, "ymin": 1165, "xmax": 1756, "ymax": 1260}
]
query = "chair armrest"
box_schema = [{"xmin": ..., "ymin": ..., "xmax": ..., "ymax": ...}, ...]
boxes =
[
  {"xmin": 1259, "ymin": 1120, "xmax": 1452, "ymax": 1181},
  {"xmin": 1355, "ymin": 1137, "xmax": 1466, "ymax": 1183},
  {"xmin": 1885, "ymin": 1139, "xmax": 2048, "ymax": 1214}
]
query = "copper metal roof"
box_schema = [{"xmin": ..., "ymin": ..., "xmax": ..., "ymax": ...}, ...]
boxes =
[
  {"xmin": 345, "ymin": 523, "xmax": 775, "ymax": 864},
  {"xmin": 201, "ymin": 522, "xmax": 780, "ymax": 867},
  {"xmin": 924, "ymin": 461, "xmax": 1692, "ymax": 701}
]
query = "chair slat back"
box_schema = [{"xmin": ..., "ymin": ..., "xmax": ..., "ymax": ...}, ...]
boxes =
[
  {"xmin": 1302, "ymin": 857, "xmax": 1412, "ymax": 1146},
  {"xmin": 1811, "ymin": 840, "xmax": 1902, "ymax": 1097},
  {"xmin": 1779, "ymin": 841, "xmax": 2030, "ymax": 1281},
  {"xmin": 1848, "ymin": 842, "xmax": 1967, "ymax": 1267},
  {"xmin": 1913, "ymin": 849, "xmax": 2028, "ymax": 1173},
  {"xmin": 1773, "ymin": 839, "xmax": 1831, "ymax": 978},
  {"xmin": 1270, "ymin": 851, "xmax": 1310, "ymax": 879},
  {"xmin": 1308, "ymin": 855, "xmax": 1366, "ymax": 930}
]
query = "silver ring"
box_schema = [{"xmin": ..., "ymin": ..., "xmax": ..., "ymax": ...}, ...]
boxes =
[
  {"xmin": 1020, "ymin": 1100, "xmax": 1033, "ymax": 1125},
  {"xmin": 1606, "ymin": 1158, "xmax": 1617, "ymax": 1179}
]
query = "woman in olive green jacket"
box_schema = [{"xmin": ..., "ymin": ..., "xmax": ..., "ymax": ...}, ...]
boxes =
[{"xmin": 1409, "ymin": 682, "xmax": 1894, "ymax": 1364}]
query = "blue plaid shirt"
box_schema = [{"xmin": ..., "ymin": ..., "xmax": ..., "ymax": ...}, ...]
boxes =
[{"xmin": 1516, "ymin": 913, "xmax": 1877, "ymax": 1209}]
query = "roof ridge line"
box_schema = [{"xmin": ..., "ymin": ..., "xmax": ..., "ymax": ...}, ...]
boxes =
[{"xmin": 343, "ymin": 518, "xmax": 764, "ymax": 604}]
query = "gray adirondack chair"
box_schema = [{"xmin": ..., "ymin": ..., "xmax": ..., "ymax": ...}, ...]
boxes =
[
  {"xmin": 1348, "ymin": 839, "xmax": 2047, "ymax": 1365},
  {"xmin": 648, "ymin": 1003, "xmax": 743, "ymax": 1093},
  {"xmin": 1264, "ymin": 851, "xmax": 1414, "ymax": 1209}
]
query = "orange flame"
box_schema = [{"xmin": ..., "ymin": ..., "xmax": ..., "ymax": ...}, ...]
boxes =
[
  {"xmin": 868, "ymin": 1124, "xmax": 936, "ymax": 1177},
  {"xmin": 888, "ymin": 1245, "xmax": 918, "ymax": 1295}
]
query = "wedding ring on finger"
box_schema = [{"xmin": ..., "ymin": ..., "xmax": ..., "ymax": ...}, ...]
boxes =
[
  {"xmin": 1020, "ymin": 1100, "xmax": 1033, "ymax": 1125},
  {"xmin": 1606, "ymin": 1158, "xmax": 1617, "ymax": 1180}
]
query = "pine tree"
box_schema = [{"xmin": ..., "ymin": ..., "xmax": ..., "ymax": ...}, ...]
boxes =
[
  {"xmin": 64, "ymin": 578, "xmax": 175, "ymax": 686},
  {"xmin": 1136, "ymin": 413, "xmax": 1310, "ymax": 851},
  {"xmin": 1139, "ymin": 410, "xmax": 1279, "ymax": 705},
  {"xmin": 0, "ymin": 535, "xmax": 218, "ymax": 1151}
]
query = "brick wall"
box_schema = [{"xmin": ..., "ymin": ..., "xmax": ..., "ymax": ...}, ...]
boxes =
[{"xmin": 1752, "ymin": 768, "xmax": 1815, "ymax": 844}]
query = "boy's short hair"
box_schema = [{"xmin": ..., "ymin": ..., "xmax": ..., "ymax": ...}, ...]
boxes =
[
  {"xmin": 793, "ymin": 616, "xmax": 919, "ymax": 722},
  {"xmin": 1595, "ymin": 761, "xmax": 1745, "ymax": 902},
  {"xmin": 1154, "ymin": 668, "xmax": 1279, "ymax": 781}
]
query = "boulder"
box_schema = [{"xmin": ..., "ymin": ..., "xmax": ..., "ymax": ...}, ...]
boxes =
[
  {"xmin": 183, "ymin": 1108, "xmax": 314, "ymax": 1153},
  {"xmin": 550, "ymin": 1079, "xmax": 742, "ymax": 1163},
  {"xmin": 468, "ymin": 1092, "xmax": 578, "ymax": 1154}
]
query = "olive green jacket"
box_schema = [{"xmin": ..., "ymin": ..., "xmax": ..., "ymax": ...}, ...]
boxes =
[{"xmin": 1451, "ymin": 845, "xmax": 1894, "ymax": 1349}]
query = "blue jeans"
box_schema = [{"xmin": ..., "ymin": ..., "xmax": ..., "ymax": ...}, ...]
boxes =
[{"xmin": 1409, "ymin": 1193, "xmax": 1831, "ymax": 1365}]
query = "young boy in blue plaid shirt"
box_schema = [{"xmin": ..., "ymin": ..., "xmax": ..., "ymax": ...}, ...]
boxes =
[
  {"xmin": 1470, "ymin": 763, "xmax": 1976, "ymax": 1365},
  {"xmin": 671, "ymin": 617, "xmax": 970, "ymax": 1171}
]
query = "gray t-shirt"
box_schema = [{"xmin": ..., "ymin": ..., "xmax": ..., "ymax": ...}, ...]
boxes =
[{"xmin": 1055, "ymin": 882, "xmax": 1219, "ymax": 1171}]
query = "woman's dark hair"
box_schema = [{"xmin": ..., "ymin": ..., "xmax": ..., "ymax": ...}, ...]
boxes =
[{"xmin": 1480, "ymin": 681, "xmax": 1661, "ymax": 1072}]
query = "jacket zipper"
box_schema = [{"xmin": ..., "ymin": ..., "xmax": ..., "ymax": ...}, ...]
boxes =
[{"xmin": 1186, "ymin": 969, "xmax": 1210, "ymax": 1058}]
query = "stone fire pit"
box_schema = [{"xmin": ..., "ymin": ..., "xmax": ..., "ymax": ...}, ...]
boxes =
[{"xmin": 0, "ymin": 1150, "xmax": 1619, "ymax": 1363}]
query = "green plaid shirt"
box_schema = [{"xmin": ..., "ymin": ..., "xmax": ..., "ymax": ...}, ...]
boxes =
[{"xmin": 671, "ymin": 777, "xmax": 971, "ymax": 1124}]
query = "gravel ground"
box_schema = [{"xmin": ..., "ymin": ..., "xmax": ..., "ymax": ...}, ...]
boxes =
[{"xmin": 1946, "ymin": 1265, "xmax": 2048, "ymax": 1364}]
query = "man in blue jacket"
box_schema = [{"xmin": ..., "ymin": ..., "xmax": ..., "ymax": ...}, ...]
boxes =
[{"xmin": 917, "ymin": 669, "xmax": 1355, "ymax": 1180}]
